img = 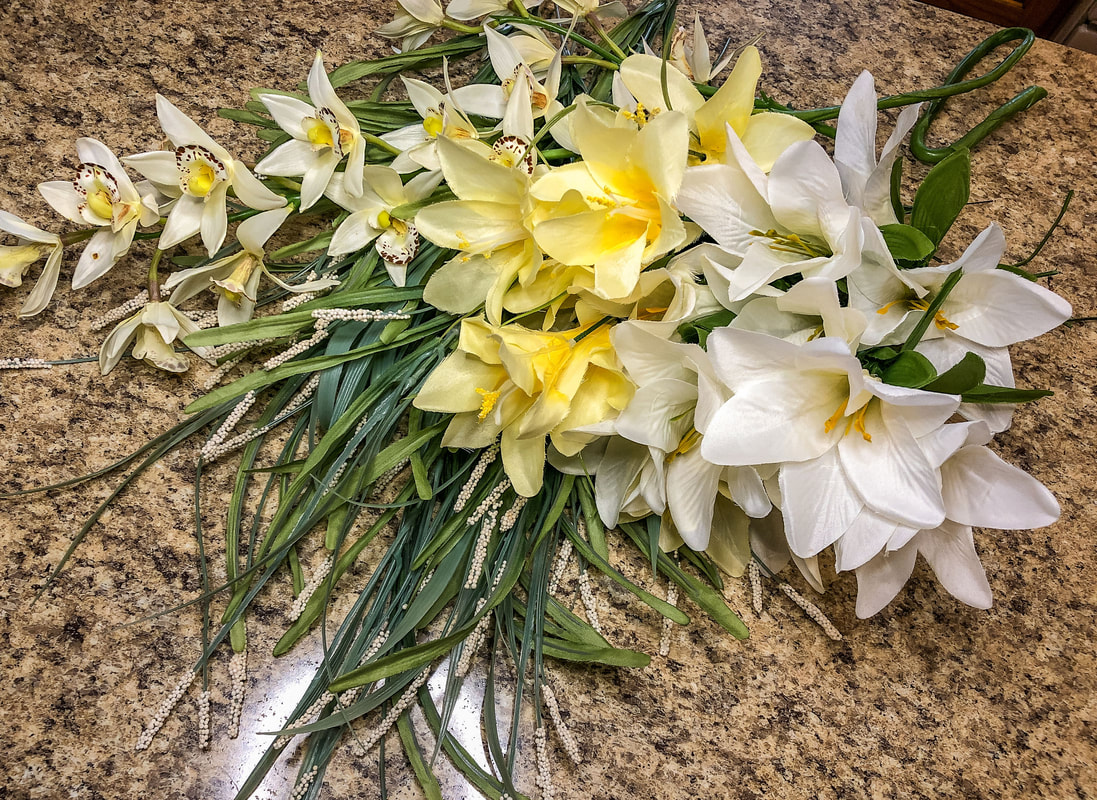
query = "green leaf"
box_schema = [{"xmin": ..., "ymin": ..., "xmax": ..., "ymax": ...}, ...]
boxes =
[
  {"xmin": 540, "ymin": 638, "xmax": 651, "ymax": 668},
  {"xmin": 879, "ymin": 223, "xmax": 936, "ymax": 265},
  {"xmin": 910, "ymin": 148, "xmax": 970, "ymax": 246},
  {"xmin": 922, "ymin": 351, "xmax": 986, "ymax": 394},
  {"xmin": 960, "ymin": 384, "xmax": 1053, "ymax": 404},
  {"xmin": 676, "ymin": 309, "xmax": 736, "ymax": 346},
  {"xmin": 889, "ymin": 156, "xmax": 905, "ymax": 224},
  {"xmin": 882, "ymin": 350, "xmax": 937, "ymax": 388},
  {"xmin": 397, "ymin": 714, "xmax": 444, "ymax": 800}
]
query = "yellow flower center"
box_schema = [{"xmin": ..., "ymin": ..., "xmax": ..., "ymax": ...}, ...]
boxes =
[
  {"xmin": 475, "ymin": 387, "xmax": 500, "ymax": 421},
  {"xmin": 423, "ymin": 114, "xmax": 444, "ymax": 139},
  {"xmin": 876, "ymin": 297, "xmax": 958, "ymax": 330},
  {"xmin": 667, "ymin": 427, "xmax": 703, "ymax": 461},
  {"xmin": 211, "ymin": 255, "xmax": 258, "ymax": 306},
  {"xmin": 622, "ymin": 103, "xmax": 660, "ymax": 127},
  {"xmin": 86, "ymin": 189, "xmax": 115, "ymax": 221},
  {"xmin": 305, "ymin": 118, "xmax": 335, "ymax": 149},
  {"xmin": 823, "ymin": 398, "xmax": 872, "ymax": 442},
  {"xmin": 750, "ymin": 228, "xmax": 831, "ymax": 259}
]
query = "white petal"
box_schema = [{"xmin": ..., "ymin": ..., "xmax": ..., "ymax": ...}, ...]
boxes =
[
  {"xmin": 946, "ymin": 270, "xmax": 1071, "ymax": 347},
  {"xmin": 706, "ymin": 495, "xmax": 751, "ymax": 577},
  {"xmin": 123, "ymin": 150, "xmax": 182, "ymax": 188},
  {"xmin": 230, "ymin": 161, "xmax": 286, "ymax": 210},
  {"xmin": 72, "ymin": 227, "xmax": 129, "ymax": 288},
  {"xmin": 677, "ymin": 162, "xmax": 775, "ymax": 253},
  {"xmin": 832, "ymin": 506, "xmax": 896, "ymax": 572},
  {"xmin": 854, "ymin": 545, "xmax": 917, "ymax": 617},
  {"xmin": 156, "ymin": 94, "xmax": 225, "ymax": 157},
  {"xmin": 200, "ymin": 183, "xmax": 230, "ymax": 255},
  {"xmin": 237, "ymin": 205, "xmax": 293, "ymax": 254},
  {"xmin": 594, "ymin": 437, "xmax": 650, "ymax": 527},
  {"xmin": 299, "ymin": 151, "xmax": 341, "ymax": 210},
  {"xmin": 918, "ymin": 521, "xmax": 992, "ymax": 609},
  {"xmin": 158, "ymin": 193, "xmax": 204, "ymax": 249},
  {"xmin": 0, "ymin": 210, "xmax": 59, "ymax": 244},
  {"xmin": 779, "ymin": 449, "xmax": 863, "ymax": 558},
  {"xmin": 328, "ymin": 209, "xmax": 382, "ymax": 256},
  {"xmin": 941, "ymin": 445, "xmax": 1060, "ymax": 529},
  {"xmin": 615, "ymin": 379, "xmax": 696, "ymax": 452},
  {"xmin": 767, "ymin": 140, "xmax": 849, "ymax": 241},
  {"xmin": 665, "ymin": 447, "xmax": 721, "ymax": 549},
  {"xmin": 258, "ymin": 93, "xmax": 314, "ymax": 139},
  {"xmin": 308, "ymin": 51, "xmax": 357, "ymax": 132},
  {"xmin": 254, "ymin": 139, "xmax": 317, "ymax": 177},
  {"xmin": 723, "ymin": 466, "xmax": 771, "ymax": 519},
  {"xmin": 18, "ymin": 245, "xmax": 64, "ymax": 318},
  {"xmin": 834, "ymin": 71, "xmax": 877, "ymax": 206},
  {"xmin": 98, "ymin": 313, "xmax": 144, "ymax": 374},
  {"xmin": 38, "ymin": 181, "xmax": 86, "ymax": 224}
]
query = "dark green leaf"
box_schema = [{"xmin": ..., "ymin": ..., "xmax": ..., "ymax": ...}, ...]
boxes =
[
  {"xmin": 960, "ymin": 384, "xmax": 1053, "ymax": 404},
  {"xmin": 882, "ymin": 350, "xmax": 937, "ymax": 388},
  {"xmin": 879, "ymin": 223, "xmax": 936, "ymax": 265},
  {"xmin": 910, "ymin": 148, "xmax": 970, "ymax": 246},
  {"xmin": 922, "ymin": 351, "xmax": 986, "ymax": 394}
]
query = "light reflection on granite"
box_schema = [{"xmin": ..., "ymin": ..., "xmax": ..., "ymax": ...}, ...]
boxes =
[{"xmin": 2, "ymin": 0, "xmax": 1097, "ymax": 798}]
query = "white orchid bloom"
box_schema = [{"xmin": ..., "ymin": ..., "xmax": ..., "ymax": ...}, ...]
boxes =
[
  {"xmin": 646, "ymin": 14, "xmax": 737, "ymax": 84},
  {"xmin": 255, "ymin": 52, "xmax": 367, "ymax": 210},
  {"xmin": 452, "ymin": 26, "xmax": 563, "ymax": 143},
  {"xmin": 678, "ymin": 134, "xmax": 884, "ymax": 304},
  {"xmin": 700, "ymin": 327, "xmax": 960, "ymax": 560},
  {"xmin": 124, "ymin": 95, "xmax": 286, "ymax": 256},
  {"xmin": 553, "ymin": 0, "xmax": 627, "ymax": 19},
  {"xmin": 326, "ymin": 166, "xmax": 443, "ymax": 286},
  {"xmin": 618, "ymin": 47, "xmax": 814, "ymax": 168},
  {"xmin": 599, "ymin": 322, "xmax": 771, "ymax": 574},
  {"xmin": 37, "ymin": 138, "xmax": 160, "ymax": 291},
  {"xmin": 853, "ymin": 420, "xmax": 1059, "ymax": 617},
  {"xmin": 98, "ymin": 299, "xmax": 210, "ymax": 375},
  {"xmin": 380, "ymin": 75, "xmax": 480, "ymax": 173},
  {"xmin": 833, "ymin": 71, "xmax": 921, "ymax": 226},
  {"xmin": 0, "ymin": 210, "xmax": 64, "ymax": 318},
  {"xmin": 165, "ymin": 206, "xmax": 333, "ymax": 327},
  {"xmin": 501, "ymin": 24, "xmax": 560, "ymax": 79},
  {"xmin": 446, "ymin": 0, "xmax": 538, "ymax": 20},
  {"xmin": 376, "ymin": 0, "xmax": 445, "ymax": 52}
]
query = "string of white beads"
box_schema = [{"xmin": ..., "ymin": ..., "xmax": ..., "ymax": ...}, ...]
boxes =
[
  {"xmin": 228, "ymin": 648, "xmax": 248, "ymax": 739},
  {"xmin": 207, "ymin": 336, "xmax": 279, "ymax": 362},
  {"xmin": 455, "ymin": 561, "xmax": 506, "ymax": 678},
  {"xmin": 185, "ymin": 309, "xmax": 220, "ymax": 330},
  {"xmin": 466, "ymin": 479, "xmax": 510, "ymax": 527},
  {"xmin": 373, "ymin": 457, "xmax": 409, "ymax": 493},
  {"xmin": 547, "ymin": 537, "xmax": 572, "ymax": 597},
  {"xmin": 0, "ymin": 357, "xmax": 51, "ymax": 370},
  {"xmin": 542, "ymin": 680, "xmax": 581, "ymax": 766},
  {"xmin": 535, "ymin": 725, "xmax": 554, "ymax": 800},
  {"xmin": 659, "ymin": 583, "xmax": 679, "ymax": 658},
  {"xmin": 197, "ymin": 689, "xmax": 211, "ymax": 750},
  {"xmin": 281, "ymin": 273, "xmax": 324, "ymax": 312},
  {"xmin": 780, "ymin": 583, "xmax": 843, "ymax": 641},
  {"xmin": 453, "ymin": 444, "xmax": 498, "ymax": 512},
  {"xmin": 288, "ymin": 765, "xmax": 319, "ymax": 800},
  {"xmin": 200, "ymin": 390, "xmax": 257, "ymax": 462},
  {"xmin": 89, "ymin": 287, "xmax": 169, "ymax": 330},
  {"xmin": 288, "ymin": 554, "xmax": 334, "ymax": 622},
  {"xmin": 274, "ymin": 690, "xmax": 335, "ymax": 750},
  {"xmin": 337, "ymin": 623, "xmax": 389, "ymax": 710},
  {"xmin": 310, "ymin": 308, "xmax": 411, "ymax": 323},
  {"xmin": 134, "ymin": 670, "xmax": 196, "ymax": 751},
  {"xmin": 353, "ymin": 668, "xmax": 430, "ymax": 755},
  {"xmin": 263, "ymin": 319, "xmax": 330, "ymax": 371},
  {"xmin": 200, "ymin": 352, "xmax": 247, "ymax": 391},
  {"xmin": 749, "ymin": 562, "xmax": 763, "ymax": 615},
  {"xmin": 578, "ymin": 569, "xmax": 602, "ymax": 636},
  {"xmin": 464, "ymin": 511, "xmax": 498, "ymax": 590},
  {"xmin": 499, "ymin": 496, "xmax": 527, "ymax": 532}
]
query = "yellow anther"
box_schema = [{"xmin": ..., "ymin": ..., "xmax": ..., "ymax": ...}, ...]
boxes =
[
  {"xmin": 750, "ymin": 228, "xmax": 830, "ymax": 258},
  {"xmin": 475, "ymin": 388, "xmax": 500, "ymax": 421},
  {"xmin": 876, "ymin": 299, "xmax": 906, "ymax": 315},
  {"xmin": 909, "ymin": 298, "xmax": 959, "ymax": 330},
  {"xmin": 823, "ymin": 398, "xmax": 848, "ymax": 434},
  {"xmin": 585, "ymin": 195, "xmax": 616, "ymax": 207},
  {"xmin": 668, "ymin": 427, "xmax": 703, "ymax": 461},
  {"xmin": 847, "ymin": 404, "xmax": 872, "ymax": 442},
  {"xmin": 455, "ymin": 231, "xmax": 470, "ymax": 250},
  {"xmin": 377, "ymin": 210, "xmax": 392, "ymax": 229},
  {"xmin": 622, "ymin": 102, "xmax": 659, "ymax": 126}
]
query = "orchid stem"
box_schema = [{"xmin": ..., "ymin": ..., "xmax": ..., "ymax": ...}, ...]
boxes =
[
  {"xmin": 59, "ymin": 229, "xmax": 96, "ymax": 247},
  {"xmin": 509, "ymin": 0, "xmax": 533, "ymax": 19},
  {"xmin": 587, "ymin": 16, "xmax": 627, "ymax": 60},
  {"xmin": 148, "ymin": 249, "xmax": 164, "ymax": 303},
  {"xmin": 442, "ymin": 18, "xmax": 481, "ymax": 35},
  {"xmin": 562, "ymin": 55, "xmax": 619, "ymax": 70},
  {"xmin": 364, "ymin": 131, "xmax": 403, "ymax": 156}
]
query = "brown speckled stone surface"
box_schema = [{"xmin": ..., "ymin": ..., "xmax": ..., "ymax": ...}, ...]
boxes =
[{"xmin": 1, "ymin": 0, "xmax": 1096, "ymax": 798}]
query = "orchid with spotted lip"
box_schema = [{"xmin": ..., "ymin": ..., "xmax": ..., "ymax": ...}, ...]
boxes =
[
  {"xmin": 255, "ymin": 51, "xmax": 367, "ymax": 211},
  {"xmin": 325, "ymin": 165, "xmax": 443, "ymax": 287},
  {"xmin": 37, "ymin": 138, "xmax": 160, "ymax": 292},
  {"xmin": 0, "ymin": 210, "xmax": 65, "ymax": 318},
  {"xmin": 124, "ymin": 95, "xmax": 286, "ymax": 257},
  {"xmin": 380, "ymin": 75, "xmax": 481, "ymax": 174}
]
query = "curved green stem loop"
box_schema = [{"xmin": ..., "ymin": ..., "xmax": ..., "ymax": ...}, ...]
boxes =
[{"xmin": 909, "ymin": 28, "xmax": 1046, "ymax": 163}]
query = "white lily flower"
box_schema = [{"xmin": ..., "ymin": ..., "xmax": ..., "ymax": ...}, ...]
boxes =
[
  {"xmin": 376, "ymin": 0, "xmax": 445, "ymax": 52},
  {"xmin": 729, "ymin": 275, "xmax": 866, "ymax": 349},
  {"xmin": 701, "ymin": 327, "xmax": 960, "ymax": 560},
  {"xmin": 255, "ymin": 52, "xmax": 367, "ymax": 210},
  {"xmin": 124, "ymin": 95, "xmax": 286, "ymax": 256},
  {"xmin": 164, "ymin": 206, "xmax": 334, "ymax": 327},
  {"xmin": 833, "ymin": 71, "xmax": 922, "ymax": 226},
  {"xmin": 326, "ymin": 166, "xmax": 443, "ymax": 286},
  {"xmin": 853, "ymin": 419, "xmax": 1059, "ymax": 616},
  {"xmin": 37, "ymin": 138, "xmax": 161, "ymax": 291},
  {"xmin": 678, "ymin": 134, "xmax": 878, "ymax": 304},
  {"xmin": 447, "ymin": 0, "xmax": 538, "ymax": 20},
  {"xmin": 380, "ymin": 75, "xmax": 480, "ymax": 173},
  {"xmin": 598, "ymin": 322, "xmax": 771, "ymax": 573},
  {"xmin": 0, "ymin": 210, "xmax": 64, "ymax": 317},
  {"xmin": 98, "ymin": 299, "xmax": 210, "ymax": 375}
]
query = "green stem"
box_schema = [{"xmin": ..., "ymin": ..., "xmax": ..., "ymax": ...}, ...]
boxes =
[
  {"xmin": 587, "ymin": 15, "xmax": 627, "ymax": 60},
  {"xmin": 59, "ymin": 228, "xmax": 96, "ymax": 246},
  {"xmin": 442, "ymin": 18, "xmax": 481, "ymax": 35},
  {"xmin": 490, "ymin": 16, "xmax": 620, "ymax": 63},
  {"xmin": 509, "ymin": 0, "xmax": 532, "ymax": 18},
  {"xmin": 562, "ymin": 55, "xmax": 619, "ymax": 70},
  {"xmin": 364, "ymin": 131, "xmax": 403, "ymax": 156},
  {"xmin": 148, "ymin": 248, "xmax": 163, "ymax": 302}
]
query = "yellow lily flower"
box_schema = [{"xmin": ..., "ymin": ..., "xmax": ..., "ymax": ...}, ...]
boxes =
[
  {"xmin": 529, "ymin": 99, "xmax": 689, "ymax": 302},
  {"xmin": 413, "ymin": 317, "xmax": 634, "ymax": 496}
]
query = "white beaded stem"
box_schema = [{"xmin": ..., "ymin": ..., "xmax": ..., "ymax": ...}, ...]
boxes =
[
  {"xmin": 0, "ymin": 357, "xmax": 52, "ymax": 370},
  {"xmin": 263, "ymin": 321, "xmax": 330, "ymax": 371},
  {"xmin": 353, "ymin": 668, "xmax": 430, "ymax": 755},
  {"xmin": 535, "ymin": 725, "xmax": 554, "ymax": 800},
  {"xmin": 89, "ymin": 286, "xmax": 169, "ymax": 330},
  {"xmin": 547, "ymin": 538, "xmax": 573, "ymax": 597},
  {"xmin": 578, "ymin": 569, "xmax": 602, "ymax": 636},
  {"xmin": 542, "ymin": 680, "xmax": 581, "ymax": 766},
  {"xmin": 466, "ymin": 479, "xmax": 510, "ymax": 527},
  {"xmin": 197, "ymin": 689, "xmax": 211, "ymax": 750},
  {"xmin": 453, "ymin": 444, "xmax": 498, "ymax": 512},
  {"xmin": 749, "ymin": 561, "xmax": 763, "ymax": 615},
  {"xmin": 659, "ymin": 583, "xmax": 679, "ymax": 658},
  {"xmin": 780, "ymin": 583, "xmax": 844, "ymax": 641},
  {"xmin": 228, "ymin": 648, "xmax": 248, "ymax": 739},
  {"xmin": 208, "ymin": 336, "xmax": 279, "ymax": 362},
  {"xmin": 288, "ymin": 554, "xmax": 335, "ymax": 622},
  {"xmin": 288, "ymin": 765, "xmax": 319, "ymax": 800},
  {"xmin": 134, "ymin": 670, "xmax": 196, "ymax": 751},
  {"xmin": 200, "ymin": 390, "xmax": 257, "ymax": 462},
  {"xmin": 310, "ymin": 307, "xmax": 411, "ymax": 323}
]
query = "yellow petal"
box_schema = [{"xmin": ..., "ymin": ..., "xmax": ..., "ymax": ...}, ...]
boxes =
[{"xmin": 694, "ymin": 46, "xmax": 762, "ymax": 155}]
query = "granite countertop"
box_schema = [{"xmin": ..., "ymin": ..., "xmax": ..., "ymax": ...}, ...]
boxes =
[{"xmin": 1, "ymin": 0, "xmax": 1096, "ymax": 798}]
